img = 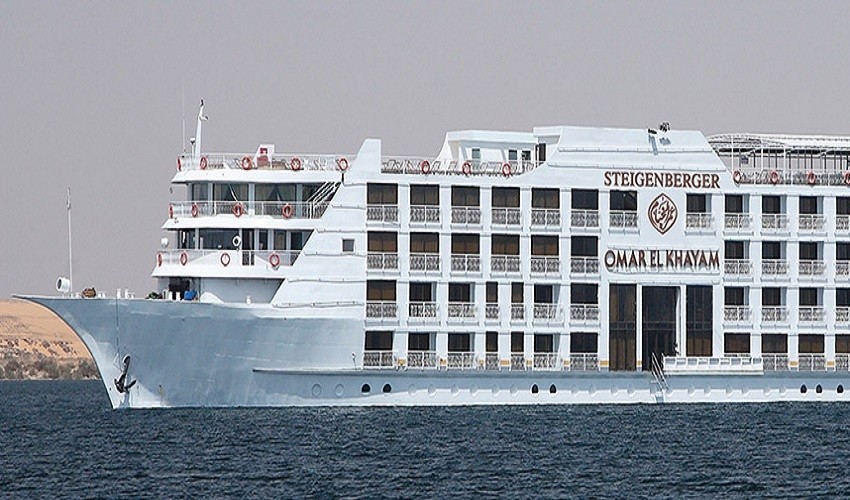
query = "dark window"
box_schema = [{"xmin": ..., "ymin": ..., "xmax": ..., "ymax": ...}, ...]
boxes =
[
  {"xmin": 366, "ymin": 280, "xmax": 396, "ymax": 301},
  {"xmin": 762, "ymin": 333, "xmax": 788, "ymax": 354},
  {"xmin": 212, "ymin": 183, "xmax": 248, "ymax": 202},
  {"xmin": 610, "ymin": 190, "xmax": 638, "ymax": 211},
  {"xmin": 762, "ymin": 241, "xmax": 781, "ymax": 260},
  {"xmin": 448, "ymin": 333, "xmax": 471, "ymax": 352},
  {"xmin": 799, "ymin": 196, "xmax": 818, "ymax": 215},
  {"xmin": 838, "ymin": 288, "xmax": 850, "ymax": 307},
  {"xmin": 486, "ymin": 332, "xmax": 498, "ymax": 353},
  {"xmin": 725, "ymin": 195, "xmax": 744, "ymax": 213},
  {"xmin": 448, "ymin": 283, "xmax": 472, "ymax": 302},
  {"xmin": 492, "ymin": 187, "xmax": 520, "ymax": 208},
  {"xmin": 799, "ymin": 288, "xmax": 819, "ymax": 306},
  {"xmin": 725, "ymin": 241, "xmax": 745, "ymax": 259},
  {"xmin": 367, "ymin": 232, "xmax": 397, "ymax": 252},
  {"xmin": 534, "ymin": 285, "xmax": 554, "ymax": 304},
  {"xmin": 451, "ymin": 186, "xmax": 479, "ymax": 207},
  {"xmin": 364, "ymin": 331, "xmax": 393, "ymax": 351},
  {"xmin": 410, "ymin": 233, "xmax": 439, "ymax": 253},
  {"xmin": 838, "ymin": 197, "xmax": 850, "ymax": 215},
  {"xmin": 838, "ymin": 243, "xmax": 850, "ymax": 261},
  {"xmin": 799, "ymin": 242, "xmax": 819, "ymax": 261},
  {"xmin": 508, "ymin": 149, "xmax": 517, "ymax": 161},
  {"xmin": 762, "ymin": 196, "xmax": 781, "ymax": 214},
  {"xmin": 799, "ymin": 334, "xmax": 824, "ymax": 354},
  {"xmin": 511, "ymin": 283, "xmax": 524, "ymax": 303},
  {"xmin": 409, "ymin": 283, "xmax": 433, "ymax": 302},
  {"xmin": 571, "ymin": 237, "xmax": 598, "ymax": 257},
  {"xmin": 342, "ymin": 239, "xmax": 355, "ymax": 253},
  {"xmin": 836, "ymin": 334, "xmax": 850, "ymax": 354},
  {"xmin": 451, "ymin": 234, "xmax": 479, "ymax": 254},
  {"xmin": 531, "ymin": 236, "xmax": 558, "ymax": 256},
  {"xmin": 532, "ymin": 188, "xmax": 559, "ymax": 209},
  {"xmin": 571, "ymin": 332, "xmax": 598, "ymax": 354},
  {"xmin": 687, "ymin": 194, "xmax": 708, "ymax": 213},
  {"xmin": 571, "ymin": 189, "xmax": 598, "ymax": 210},
  {"xmin": 571, "ymin": 284, "xmax": 598, "ymax": 304},
  {"xmin": 724, "ymin": 333, "xmax": 750, "ymax": 355},
  {"xmin": 367, "ymin": 183, "xmax": 397, "ymax": 204},
  {"xmin": 511, "ymin": 332, "xmax": 524, "ymax": 353},
  {"xmin": 486, "ymin": 282, "xmax": 498, "ymax": 303},
  {"xmin": 725, "ymin": 287, "xmax": 746, "ymax": 305},
  {"xmin": 491, "ymin": 234, "xmax": 520, "ymax": 255},
  {"xmin": 536, "ymin": 143, "xmax": 546, "ymax": 162},
  {"xmin": 534, "ymin": 334, "xmax": 554, "ymax": 353},
  {"xmin": 762, "ymin": 288, "xmax": 782, "ymax": 306},
  {"xmin": 191, "ymin": 183, "xmax": 209, "ymax": 202},
  {"xmin": 410, "ymin": 185, "xmax": 439, "ymax": 206},
  {"xmin": 686, "ymin": 286, "xmax": 713, "ymax": 357},
  {"xmin": 408, "ymin": 333, "xmax": 432, "ymax": 351}
]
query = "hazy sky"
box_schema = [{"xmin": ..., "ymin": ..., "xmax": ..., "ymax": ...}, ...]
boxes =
[{"xmin": 3, "ymin": 1, "xmax": 850, "ymax": 297}]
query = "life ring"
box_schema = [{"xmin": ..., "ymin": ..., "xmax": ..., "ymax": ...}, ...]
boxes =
[
  {"xmin": 191, "ymin": 203, "xmax": 199, "ymax": 217},
  {"xmin": 176, "ymin": 156, "xmax": 182, "ymax": 171},
  {"xmin": 199, "ymin": 156, "xmax": 208, "ymax": 170},
  {"xmin": 241, "ymin": 156, "xmax": 253, "ymax": 170},
  {"xmin": 168, "ymin": 204, "xmax": 174, "ymax": 218},
  {"xmin": 502, "ymin": 162, "xmax": 512, "ymax": 177},
  {"xmin": 180, "ymin": 252, "xmax": 188, "ymax": 266},
  {"xmin": 732, "ymin": 170, "xmax": 742, "ymax": 184},
  {"xmin": 232, "ymin": 203, "xmax": 244, "ymax": 217},
  {"xmin": 291, "ymin": 157, "xmax": 303, "ymax": 171},
  {"xmin": 420, "ymin": 160, "xmax": 431, "ymax": 174},
  {"xmin": 844, "ymin": 172, "xmax": 850, "ymax": 186},
  {"xmin": 220, "ymin": 252, "xmax": 230, "ymax": 267},
  {"xmin": 462, "ymin": 161, "xmax": 472, "ymax": 175},
  {"xmin": 269, "ymin": 253, "xmax": 281, "ymax": 268},
  {"xmin": 337, "ymin": 157, "xmax": 349, "ymax": 172},
  {"xmin": 807, "ymin": 171, "xmax": 817, "ymax": 185},
  {"xmin": 769, "ymin": 170, "xmax": 780, "ymax": 185},
  {"xmin": 281, "ymin": 203, "xmax": 293, "ymax": 219},
  {"xmin": 157, "ymin": 253, "xmax": 163, "ymax": 267}
]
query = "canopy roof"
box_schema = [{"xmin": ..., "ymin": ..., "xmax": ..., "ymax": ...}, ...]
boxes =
[{"xmin": 708, "ymin": 133, "xmax": 850, "ymax": 155}]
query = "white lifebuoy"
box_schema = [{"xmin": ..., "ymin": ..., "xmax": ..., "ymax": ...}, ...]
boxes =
[
  {"xmin": 337, "ymin": 157, "xmax": 349, "ymax": 172},
  {"xmin": 290, "ymin": 157, "xmax": 303, "ymax": 171},
  {"xmin": 462, "ymin": 161, "xmax": 472, "ymax": 175},
  {"xmin": 733, "ymin": 170, "xmax": 742, "ymax": 184},
  {"xmin": 180, "ymin": 252, "xmax": 188, "ymax": 266},
  {"xmin": 241, "ymin": 156, "xmax": 253, "ymax": 170},
  {"xmin": 199, "ymin": 156, "xmax": 208, "ymax": 170},
  {"xmin": 220, "ymin": 252, "xmax": 230, "ymax": 267},
  {"xmin": 807, "ymin": 171, "xmax": 817, "ymax": 185},
  {"xmin": 420, "ymin": 160, "xmax": 431, "ymax": 174},
  {"xmin": 232, "ymin": 235, "xmax": 242, "ymax": 248},
  {"xmin": 769, "ymin": 170, "xmax": 780, "ymax": 185},
  {"xmin": 502, "ymin": 162, "xmax": 512, "ymax": 177},
  {"xmin": 282, "ymin": 203, "xmax": 293, "ymax": 219},
  {"xmin": 191, "ymin": 203, "xmax": 199, "ymax": 218},
  {"xmin": 269, "ymin": 253, "xmax": 281, "ymax": 268},
  {"xmin": 232, "ymin": 203, "xmax": 244, "ymax": 218}
]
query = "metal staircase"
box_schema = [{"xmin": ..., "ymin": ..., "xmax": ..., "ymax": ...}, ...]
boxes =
[
  {"xmin": 650, "ymin": 353, "xmax": 669, "ymax": 403},
  {"xmin": 306, "ymin": 182, "xmax": 339, "ymax": 217}
]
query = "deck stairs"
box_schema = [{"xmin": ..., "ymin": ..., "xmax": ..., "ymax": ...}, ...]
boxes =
[{"xmin": 650, "ymin": 353, "xmax": 669, "ymax": 403}]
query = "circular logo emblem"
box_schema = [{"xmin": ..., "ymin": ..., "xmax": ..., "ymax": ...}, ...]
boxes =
[{"xmin": 648, "ymin": 193, "xmax": 678, "ymax": 235}]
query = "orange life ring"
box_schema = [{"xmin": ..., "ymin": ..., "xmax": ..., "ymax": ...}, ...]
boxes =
[
  {"xmin": 420, "ymin": 160, "xmax": 431, "ymax": 174},
  {"xmin": 157, "ymin": 253, "xmax": 163, "ymax": 267},
  {"xmin": 168, "ymin": 204, "xmax": 174, "ymax": 218},
  {"xmin": 180, "ymin": 252, "xmax": 188, "ymax": 266},
  {"xmin": 462, "ymin": 161, "xmax": 472, "ymax": 175},
  {"xmin": 200, "ymin": 156, "xmax": 208, "ymax": 170},
  {"xmin": 220, "ymin": 252, "xmax": 230, "ymax": 267},
  {"xmin": 269, "ymin": 253, "xmax": 281, "ymax": 268},
  {"xmin": 769, "ymin": 170, "xmax": 780, "ymax": 185},
  {"xmin": 502, "ymin": 162, "xmax": 512, "ymax": 177},
  {"xmin": 241, "ymin": 156, "xmax": 253, "ymax": 170},
  {"xmin": 176, "ymin": 156, "xmax": 182, "ymax": 171},
  {"xmin": 232, "ymin": 203, "xmax": 244, "ymax": 217},
  {"xmin": 191, "ymin": 203, "xmax": 199, "ymax": 217},
  {"xmin": 337, "ymin": 157, "xmax": 349, "ymax": 172},
  {"xmin": 807, "ymin": 171, "xmax": 817, "ymax": 185},
  {"xmin": 281, "ymin": 203, "xmax": 294, "ymax": 219},
  {"xmin": 732, "ymin": 170, "xmax": 742, "ymax": 184},
  {"xmin": 844, "ymin": 172, "xmax": 850, "ymax": 186},
  {"xmin": 291, "ymin": 157, "xmax": 303, "ymax": 171}
]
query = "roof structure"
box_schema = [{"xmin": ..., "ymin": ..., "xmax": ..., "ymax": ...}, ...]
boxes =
[{"xmin": 708, "ymin": 133, "xmax": 850, "ymax": 155}]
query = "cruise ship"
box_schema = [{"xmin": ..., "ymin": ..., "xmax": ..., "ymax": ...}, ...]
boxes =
[{"xmin": 21, "ymin": 103, "xmax": 850, "ymax": 407}]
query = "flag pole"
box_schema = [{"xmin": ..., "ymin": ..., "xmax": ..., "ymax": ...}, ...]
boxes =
[{"xmin": 67, "ymin": 188, "xmax": 73, "ymax": 294}]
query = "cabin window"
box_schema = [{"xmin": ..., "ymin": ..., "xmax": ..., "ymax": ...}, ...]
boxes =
[
  {"xmin": 724, "ymin": 333, "xmax": 750, "ymax": 355},
  {"xmin": 836, "ymin": 334, "xmax": 850, "ymax": 354},
  {"xmin": 366, "ymin": 280, "xmax": 396, "ymax": 301},
  {"xmin": 486, "ymin": 332, "xmax": 498, "ymax": 353},
  {"xmin": 725, "ymin": 241, "xmax": 746, "ymax": 260},
  {"xmin": 448, "ymin": 333, "xmax": 472, "ymax": 352},
  {"xmin": 570, "ymin": 236, "xmax": 597, "ymax": 257},
  {"xmin": 762, "ymin": 241, "xmax": 782, "ymax": 260},
  {"xmin": 511, "ymin": 283, "xmax": 523, "ymax": 303},
  {"xmin": 508, "ymin": 149, "xmax": 517, "ymax": 162},
  {"xmin": 451, "ymin": 234, "xmax": 479, "ymax": 254},
  {"xmin": 367, "ymin": 232, "xmax": 397, "ymax": 253},
  {"xmin": 410, "ymin": 233, "xmax": 439, "ymax": 253},
  {"xmin": 571, "ymin": 189, "xmax": 598, "ymax": 210},
  {"xmin": 686, "ymin": 194, "xmax": 708, "ymax": 213},
  {"xmin": 762, "ymin": 195, "xmax": 782, "ymax": 214},
  {"xmin": 762, "ymin": 333, "xmax": 788, "ymax": 354},
  {"xmin": 492, "ymin": 234, "xmax": 520, "ymax": 255},
  {"xmin": 799, "ymin": 196, "xmax": 819, "ymax": 215},
  {"xmin": 838, "ymin": 243, "xmax": 850, "ymax": 261},
  {"xmin": 725, "ymin": 195, "xmax": 744, "ymax": 213},
  {"xmin": 408, "ymin": 333, "xmax": 433, "ymax": 351},
  {"xmin": 534, "ymin": 334, "xmax": 554, "ymax": 353},
  {"xmin": 410, "ymin": 185, "xmax": 439, "ymax": 206},
  {"xmin": 510, "ymin": 332, "xmax": 524, "ymax": 353},
  {"xmin": 762, "ymin": 287, "xmax": 783, "ymax": 306},
  {"xmin": 838, "ymin": 197, "xmax": 850, "ymax": 215},
  {"xmin": 534, "ymin": 284, "xmax": 555, "ymax": 304},
  {"xmin": 486, "ymin": 282, "xmax": 498, "ymax": 303},
  {"xmin": 255, "ymin": 183, "xmax": 298, "ymax": 202},
  {"xmin": 724, "ymin": 287, "xmax": 746, "ymax": 305},
  {"xmin": 191, "ymin": 183, "xmax": 209, "ymax": 202},
  {"xmin": 448, "ymin": 283, "xmax": 472, "ymax": 302},
  {"xmin": 451, "ymin": 186, "xmax": 480, "ymax": 207},
  {"xmin": 409, "ymin": 283, "xmax": 434, "ymax": 302},
  {"xmin": 471, "ymin": 148, "xmax": 481, "ymax": 160},
  {"xmin": 610, "ymin": 190, "xmax": 637, "ymax": 211},
  {"xmin": 799, "ymin": 242, "xmax": 819, "ymax": 261},
  {"xmin": 837, "ymin": 289, "xmax": 850, "ymax": 307},
  {"xmin": 199, "ymin": 229, "xmax": 239, "ymax": 250},
  {"xmin": 367, "ymin": 183, "xmax": 397, "ymax": 205},
  {"xmin": 342, "ymin": 239, "xmax": 355, "ymax": 253},
  {"xmin": 532, "ymin": 188, "xmax": 560, "ymax": 209},
  {"xmin": 571, "ymin": 332, "xmax": 598, "ymax": 354},
  {"xmin": 571, "ymin": 284, "xmax": 598, "ymax": 305},
  {"xmin": 492, "ymin": 187, "xmax": 520, "ymax": 208},
  {"xmin": 178, "ymin": 229, "xmax": 196, "ymax": 250},
  {"xmin": 531, "ymin": 235, "xmax": 558, "ymax": 256},
  {"xmin": 364, "ymin": 331, "xmax": 393, "ymax": 351},
  {"xmin": 213, "ymin": 183, "xmax": 248, "ymax": 202},
  {"xmin": 799, "ymin": 334, "xmax": 824, "ymax": 354}
]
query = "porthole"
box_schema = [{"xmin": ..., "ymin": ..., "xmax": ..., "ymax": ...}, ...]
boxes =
[
  {"xmin": 311, "ymin": 384, "xmax": 322, "ymax": 397},
  {"xmin": 800, "ymin": 384, "xmax": 808, "ymax": 394},
  {"xmin": 816, "ymin": 384, "xmax": 823, "ymax": 394},
  {"xmin": 549, "ymin": 384, "xmax": 557, "ymax": 394},
  {"xmin": 361, "ymin": 383, "xmax": 371, "ymax": 394},
  {"xmin": 382, "ymin": 383, "xmax": 392, "ymax": 393},
  {"xmin": 838, "ymin": 385, "xmax": 845, "ymax": 394},
  {"xmin": 531, "ymin": 384, "xmax": 539, "ymax": 394},
  {"xmin": 334, "ymin": 384, "xmax": 344, "ymax": 397}
]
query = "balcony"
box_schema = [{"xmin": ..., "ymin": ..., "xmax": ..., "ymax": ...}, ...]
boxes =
[
  {"xmin": 762, "ymin": 354, "xmax": 790, "ymax": 371},
  {"xmin": 724, "ymin": 213, "xmax": 752, "ymax": 231},
  {"xmin": 490, "ymin": 255, "xmax": 521, "ymax": 274},
  {"xmin": 451, "ymin": 254, "xmax": 481, "ymax": 273},
  {"xmin": 510, "ymin": 353, "xmax": 526, "ymax": 371},
  {"xmin": 571, "ymin": 209, "xmax": 599, "ymax": 229},
  {"xmin": 366, "ymin": 252, "xmax": 399, "ymax": 271},
  {"xmin": 761, "ymin": 214, "xmax": 788, "ymax": 231},
  {"xmin": 407, "ymin": 350, "xmax": 438, "ymax": 369},
  {"xmin": 510, "ymin": 304, "xmax": 525, "ymax": 322},
  {"xmin": 409, "ymin": 253, "xmax": 440, "ymax": 273},
  {"xmin": 723, "ymin": 306, "xmax": 751, "ymax": 323},
  {"xmin": 408, "ymin": 302, "xmax": 437, "ymax": 320},
  {"xmin": 531, "ymin": 208, "xmax": 561, "ymax": 229},
  {"xmin": 609, "ymin": 210, "xmax": 638, "ymax": 229},
  {"xmin": 570, "ymin": 257, "xmax": 599, "ymax": 275},
  {"xmin": 837, "ymin": 354, "xmax": 850, "ymax": 371},
  {"xmin": 410, "ymin": 205, "xmax": 440, "ymax": 224},
  {"xmin": 447, "ymin": 302, "xmax": 476, "ymax": 320},
  {"xmin": 837, "ymin": 261, "xmax": 850, "ymax": 277},
  {"xmin": 366, "ymin": 301, "xmax": 397, "ymax": 319},
  {"xmin": 156, "ymin": 249, "xmax": 299, "ymax": 270},
  {"xmin": 363, "ymin": 351, "xmax": 394, "ymax": 369},
  {"xmin": 685, "ymin": 213, "xmax": 714, "ymax": 230},
  {"xmin": 761, "ymin": 306, "xmax": 788, "ymax": 323},
  {"xmin": 366, "ymin": 204, "xmax": 398, "ymax": 223},
  {"xmin": 446, "ymin": 352, "xmax": 476, "ymax": 370},
  {"xmin": 485, "ymin": 353, "xmax": 499, "ymax": 370},
  {"xmin": 837, "ymin": 307, "xmax": 850, "ymax": 324},
  {"xmin": 485, "ymin": 303, "xmax": 499, "ymax": 321},
  {"xmin": 170, "ymin": 200, "xmax": 329, "ymax": 220},
  {"xmin": 798, "ymin": 306, "xmax": 826, "ymax": 323},
  {"xmin": 570, "ymin": 304, "xmax": 600, "ymax": 322},
  {"xmin": 724, "ymin": 259, "xmax": 752, "ymax": 276},
  {"xmin": 569, "ymin": 354, "xmax": 599, "ymax": 371},
  {"xmin": 761, "ymin": 259, "xmax": 788, "ymax": 276},
  {"xmin": 798, "ymin": 354, "xmax": 826, "ymax": 371},
  {"xmin": 492, "ymin": 208, "xmax": 521, "ymax": 226},
  {"xmin": 451, "ymin": 206, "xmax": 481, "ymax": 225},
  {"xmin": 798, "ymin": 260, "xmax": 825, "ymax": 277},
  {"xmin": 533, "ymin": 353, "xmax": 558, "ymax": 370},
  {"xmin": 530, "ymin": 256, "xmax": 560, "ymax": 275},
  {"xmin": 533, "ymin": 303, "xmax": 560, "ymax": 322},
  {"xmin": 837, "ymin": 215, "xmax": 850, "ymax": 232},
  {"xmin": 798, "ymin": 214, "xmax": 826, "ymax": 232}
]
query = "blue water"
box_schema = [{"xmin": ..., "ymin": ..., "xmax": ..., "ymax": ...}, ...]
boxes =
[{"xmin": 1, "ymin": 381, "xmax": 849, "ymax": 498}]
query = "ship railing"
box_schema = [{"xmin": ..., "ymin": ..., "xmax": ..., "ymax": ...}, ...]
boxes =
[
  {"xmin": 485, "ymin": 303, "xmax": 500, "ymax": 321},
  {"xmin": 409, "ymin": 253, "xmax": 440, "ymax": 272},
  {"xmin": 530, "ymin": 256, "xmax": 560, "ymax": 275},
  {"xmin": 609, "ymin": 210, "xmax": 638, "ymax": 228},
  {"xmin": 447, "ymin": 302, "xmax": 476, "ymax": 320},
  {"xmin": 724, "ymin": 259, "xmax": 752, "ymax": 275},
  {"xmin": 570, "ymin": 257, "xmax": 599, "ymax": 275},
  {"xmin": 170, "ymin": 201, "xmax": 328, "ymax": 219},
  {"xmin": 798, "ymin": 306, "xmax": 826, "ymax": 323},
  {"xmin": 446, "ymin": 352, "xmax": 476, "ymax": 370},
  {"xmin": 568, "ymin": 354, "xmax": 599, "ymax": 371},
  {"xmin": 761, "ymin": 259, "xmax": 788, "ymax": 276},
  {"xmin": 762, "ymin": 354, "xmax": 790, "ymax": 371},
  {"xmin": 366, "ymin": 301, "xmax": 397, "ymax": 318},
  {"xmin": 761, "ymin": 306, "xmax": 788, "ymax": 322},
  {"xmin": 836, "ymin": 261, "xmax": 850, "ymax": 277},
  {"xmin": 492, "ymin": 207, "xmax": 522, "ymax": 226},
  {"xmin": 410, "ymin": 205, "xmax": 440, "ymax": 224},
  {"xmin": 798, "ymin": 354, "xmax": 826, "ymax": 371},
  {"xmin": 510, "ymin": 304, "xmax": 525, "ymax": 322},
  {"xmin": 724, "ymin": 213, "xmax": 752, "ymax": 230},
  {"xmin": 451, "ymin": 206, "xmax": 482, "ymax": 225},
  {"xmin": 723, "ymin": 306, "xmax": 751, "ymax": 323},
  {"xmin": 836, "ymin": 307, "xmax": 850, "ymax": 323},
  {"xmin": 570, "ymin": 304, "xmax": 600, "ymax": 322},
  {"xmin": 531, "ymin": 208, "xmax": 561, "ymax": 228},
  {"xmin": 571, "ymin": 209, "xmax": 600, "ymax": 228},
  {"xmin": 685, "ymin": 213, "xmax": 714, "ymax": 229},
  {"xmin": 407, "ymin": 350, "xmax": 438, "ymax": 369},
  {"xmin": 799, "ymin": 260, "xmax": 825, "ymax": 277},
  {"xmin": 836, "ymin": 354, "xmax": 850, "ymax": 371},
  {"xmin": 723, "ymin": 168, "xmax": 850, "ymax": 186},
  {"xmin": 156, "ymin": 249, "xmax": 300, "ymax": 268},
  {"xmin": 533, "ymin": 303, "xmax": 560, "ymax": 322},
  {"xmin": 366, "ymin": 252, "xmax": 399, "ymax": 270},
  {"xmin": 837, "ymin": 215, "xmax": 850, "ymax": 232},
  {"xmin": 485, "ymin": 353, "xmax": 499, "ymax": 370},
  {"xmin": 366, "ymin": 204, "xmax": 399, "ymax": 223},
  {"xmin": 362, "ymin": 351, "xmax": 395, "ymax": 369},
  {"xmin": 761, "ymin": 214, "xmax": 789, "ymax": 231},
  {"xmin": 451, "ymin": 254, "xmax": 481, "ymax": 272},
  {"xmin": 799, "ymin": 214, "xmax": 826, "ymax": 231},
  {"xmin": 510, "ymin": 353, "xmax": 526, "ymax": 371},
  {"xmin": 408, "ymin": 302, "xmax": 438, "ymax": 319},
  {"xmin": 380, "ymin": 157, "xmax": 541, "ymax": 176},
  {"xmin": 178, "ymin": 153, "xmax": 353, "ymax": 172},
  {"xmin": 490, "ymin": 255, "xmax": 521, "ymax": 274},
  {"xmin": 532, "ymin": 353, "xmax": 558, "ymax": 370}
]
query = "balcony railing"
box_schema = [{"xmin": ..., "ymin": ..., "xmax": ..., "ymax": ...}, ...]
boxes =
[
  {"xmin": 837, "ymin": 215, "xmax": 850, "ymax": 232},
  {"xmin": 511, "ymin": 304, "xmax": 525, "ymax": 321},
  {"xmin": 408, "ymin": 302, "xmax": 437, "ymax": 319},
  {"xmin": 446, "ymin": 352, "xmax": 476, "ymax": 370},
  {"xmin": 569, "ymin": 354, "xmax": 599, "ymax": 371},
  {"xmin": 724, "ymin": 213, "xmax": 752, "ymax": 230},
  {"xmin": 451, "ymin": 254, "xmax": 481, "ymax": 272},
  {"xmin": 533, "ymin": 353, "xmax": 558, "ymax": 370},
  {"xmin": 367, "ymin": 252, "xmax": 399, "ymax": 270},
  {"xmin": 170, "ymin": 200, "xmax": 329, "ymax": 219},
  {"xmin": 533, "ymin": 303, "xmax": 560, "ymax": 321},
  {"xmin": 485, "ymin": 303, "xmax": 499, "ymax": 321},
  {"xmin": 685, "ymin": 213, "xmax": 714, "ymax": 229},
  {"xmin": 799, "ymin": 306, "xmax": 826, "ymax": 323},
  {"xmin": 571, "ymin": 209, "xmax": 599, "ymax": 228},
  {"xmin": 380, "ymin": 157, "xmax": 541, "ymax": 176},
  {"xmin": 366, "ymin": 301, "xmax": 397, "ymax": 318},
  {"xmin": 837, "ymin": 307, "xmax": 850, "ymax": 323},
  {"xmin": 410, "ymin": 253, "xmax": 440, "ymax": 272},
  {"xmin": 762, "ymin": 354, "xmax": 790, "ymax": 371},
  {"xmin": 762, "ymin": 259, "xmax": 788, "ymax": 276},
  {"xmin": 510, "ymin": 354, "xmax": 526, "ymax": 371},
  {"xmin": 836, "ymin": 354, "xmax": 850, "ymax": 371},
  {"xmin": 798, "ymin": 214, "xmax": 826, "ymax": 231},
  {"xmin": 837, "ymin": 261, "xmax": 850, "ymax": 277},
  {"xmin": 723, "ymin": 306, "xmax": 751, "ymax": 323},
  {"xmin": 799, "ymin": 260, "xmax": 825, "ymax": 277},
  {"xmin": 490, "ymin": 255, "xmax": 521, "ymax": 274},
  {"xmin": 410, "ymin": 205, "xmax": 440, "ymax": 224},
  {"xmin": 761, "ymin": 306, "xmax": 788, "ymax": 322},
  {"xmin": 531, "ymin": 208, "xmax": 561, "ymax": 228},
  {"xmin": 485, "ymin": 353, "xmax": 499, "ymax": 370},
  {"xmin": 570, "ymin": 257, "xmax": 599, "ymax": 275},
  {"xmin": 451, "ymin": 206, "xmax": 481, "ymax": 225},
  {"xmin": 156, "ymin": 249, "xmax": 300, "ymax": 268},
  {"xmin": 492, "ymin": 207, "xmax": 521, "ymax": 226},
  {"xmin": 407, "ymin": 350, "xmax": 437, "ymax": 369},
  {"xmin": 366, "ymin": 204, "xmax": 398, "ymax": 223},
  {"xmin": 570, "ymin": 304, "xmax": 600, "ymax": 322},
  {"xmin": 530, "ymin": 256, "xmax": 560, "ymax": 275},
  {"xmin": 609, "ymin": 210, "xmax": 638, "ymax": 228},
  {"xmin": 447, "ymin": 302, "xmax": 476, "ymax": 320},
  {"xmin": 724, "ymin": 259, "xmax": 752, "ymax": 275},
  {"xmin": 798, "ymin": 354, "xmax": 826, "ymax": 371},
  {"xmin": 761, "ymin": 214, "xmax": 788, "ymax": 231},
  {"xmin": 363, "ymin": 351, "xmax": 394, "ymax": 368},
  {"xmin": 178, "ymin": 153, "xmax": 351, "ymax": 172}
]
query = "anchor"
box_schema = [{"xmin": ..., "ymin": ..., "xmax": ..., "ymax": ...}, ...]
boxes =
[{"xmin": 114, "ymin": 355, "xmax": 137, "ymax": 394}]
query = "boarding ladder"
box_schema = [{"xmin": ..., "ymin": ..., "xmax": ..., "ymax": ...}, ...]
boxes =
[{"xmin": 650, "ymin": 353, "xmax": 669, "ymax": 403}]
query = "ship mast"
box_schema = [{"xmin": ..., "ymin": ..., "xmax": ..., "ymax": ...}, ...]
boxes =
[{"xmin": 193, "ymin": 99, "xmax": 209, "ymax": 159}]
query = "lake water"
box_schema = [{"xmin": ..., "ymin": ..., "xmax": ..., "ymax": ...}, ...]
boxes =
[{"xmin": 1, "ymin": 381, "xmax": 849, "ymax": 498}]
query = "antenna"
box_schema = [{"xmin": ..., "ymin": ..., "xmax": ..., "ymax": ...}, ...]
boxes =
[
  {"xmin": 181, "ymin": 87, "xmax": 186, "ymax": 153},
  {"xmin": 66, "ymin": 188, "xmax": 73, "ymax": 294}
]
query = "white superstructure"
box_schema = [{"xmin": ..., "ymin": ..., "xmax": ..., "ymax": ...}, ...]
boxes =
[{"xmin": 21, "ymin": 106, "xmax": 850, "ymax": 408}]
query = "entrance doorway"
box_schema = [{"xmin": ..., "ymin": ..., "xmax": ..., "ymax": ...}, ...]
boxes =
[
  {"xmin": 609, "ymin": 284, "xmax": 636, "ymax": 371},
  {"xmin": 642, "ymin": 286, "xmax": 677, "ymax": 371}
]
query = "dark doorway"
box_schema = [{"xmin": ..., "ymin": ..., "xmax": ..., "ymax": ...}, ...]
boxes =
[
  {"xmin": 642, "ymin": 286, "xmax": 677, "ymax": 371},
  {"xmin": 609, "ymin": 284, "xmax": 636, "ymax": 371},
  {"xmin": 241, "ymin": 229, "xmax": 254, "ymax": 265}
]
